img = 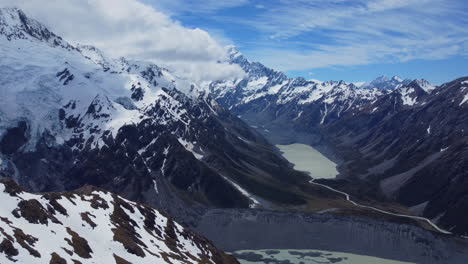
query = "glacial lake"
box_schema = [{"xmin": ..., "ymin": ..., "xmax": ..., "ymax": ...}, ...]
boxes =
[
  {"xmin": 277, "ymin": 144, "xmax": 338, "ymax": 179},
  {"xmin": 233, "ymin": 249, "xmax": 415, "ymax": 264}
]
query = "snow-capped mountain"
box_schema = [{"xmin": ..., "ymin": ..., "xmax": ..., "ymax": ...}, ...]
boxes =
[
  {"xmin": 357, "ymin": 79, "xmax": 437, "ymax": 115},
  {"xmin": 215, "ymin": 47, "xmax": 384, "ymax": 112},
  {"xmin": 0, "ymin": 8, "xmax": 312, "ymax": 225},
  {"xmin": 209, "ymin": 47, "xmax": 387, "ymax": 145},
  {"xmin": 360, "ymin": 75, "xmax": 412, "ymax": 90},
  {"xmin": 0, "ymin": 179, "xmax": 238, "ymax": 264},
  {"xmin": 0, "ymin": 8, "xmax": 72, "ymax": 49}
]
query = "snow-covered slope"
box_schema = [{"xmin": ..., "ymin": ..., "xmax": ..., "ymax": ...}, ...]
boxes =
[
  {"xmin": 0, "ymin": 7, "xmax": 197, "ymax": 151},
  {"xmin": 0, "ymin": 179, "xmax": 238, "ymax": 264},
  {"xmin": 0, "ymin": 8, "xmax": 72, "ymax": 49},
  {"xmin": 0, "ymin": 8, "xmax": 314, "ymax": 222}
]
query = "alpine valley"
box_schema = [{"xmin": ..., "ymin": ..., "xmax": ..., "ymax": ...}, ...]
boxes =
[{"xmin": 1, "ymin": 7, "xmax": 468, "ymax": 264}]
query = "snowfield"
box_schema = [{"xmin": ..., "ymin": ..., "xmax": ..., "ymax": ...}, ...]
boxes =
[{"xmin": 0, "ymin": 7, "xmax": 207, "ymax": 152}]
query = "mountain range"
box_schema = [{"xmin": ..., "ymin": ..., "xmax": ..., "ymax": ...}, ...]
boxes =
[
  {"xmin": 1, "ymin": 7, "xmax": 468, "ymax": 263},
  {"xmin": 0, "ymin": 7, "xmax": 327, "ymax": 218},
  {"xmin": 211, "ymin": 46, "xmax": 468, "ymax": 236}
]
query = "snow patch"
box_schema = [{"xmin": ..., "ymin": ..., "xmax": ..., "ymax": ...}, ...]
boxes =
[
  {"xmin": 222, "ymin": 176, "xmax": 261, "ymax": 208},
  {"xmin": 353, "ymin": 81, "xmax": 366, "ymax": 87},
  {"xmin": 460, "ymin": 92, "xmax": 468, "ymax": 106},
  {"xmin": 178, "ymin": 138, "xmax": 204, "ymax": 160},
  {"xmin": 152, "ymin": 179, "xmax": 159, "ymax": 194},
  {"xmin": 400, "ymin": 87, "xmax": 417, "ymax": 106}
]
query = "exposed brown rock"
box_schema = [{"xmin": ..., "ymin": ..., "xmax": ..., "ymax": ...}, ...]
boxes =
[
  {"xmin": 110, "ymin": 197, "xmax": 145, "ymax": 257},
  {"xmin": 0, "ymin": 238, "xmax": 19, "ymax": 260},
  {"xmin": 113, "ymin": 254, "xmax": 133, "ymax": 264},
  {"xmin": 0, "ymin": 178, "xmax": 25, "ymax": 196},
  {"xmin": 65, "ymin": 227, "xmax": 93, "ymax": 259},
  {"xmin": 80, "ymin": 212, "xmax": 97, "ymax": 228},
  {"xmin": 12, "ymin": 199, "xmax": 61, "ymax": 225},
  {"xmin": 61, "ymin": 247, "xmax": 74, "ymax": 256},
  {"xmin": 43, "ymin": 193, "xmax": 69, "ymax": 216},
  {"xmin": 0, "ymin": 216, "xmax": 13, "ymax": 225},
  {"xmin": 163, "ymin": 218, "xmax": 180, "ymax": 253},
  {"xmin": 136, "ymin": 205, "xmax": 162, "ymax": 237},
  {"xmin": 13, "ymin": 228, "xmax": 40, "ymax": 258},
  {"xmin": 49, "ymin": 252, "xmax": 67, "ymax": 264},
  {"xmin": 76, "ymin": 186, "xmax": 110, "ymax": 210}
]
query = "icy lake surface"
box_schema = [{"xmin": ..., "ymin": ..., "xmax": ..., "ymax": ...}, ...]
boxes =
[
  {"xmin": 233, "ymin": 249, "xmax": 415, "ymax": 264},
  {"xmin": 277, "ymin": 144, "xmax": 338, "ymax": 179}
]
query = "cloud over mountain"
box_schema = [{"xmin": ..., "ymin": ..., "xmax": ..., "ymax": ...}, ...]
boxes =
[{"xmin": 3, "ymin": 0, "xmax": 245, "ymax": 82}]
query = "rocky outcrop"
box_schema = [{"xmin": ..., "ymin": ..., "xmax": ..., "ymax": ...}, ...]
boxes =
[{"xmin": 0, "ymin": 179, "xmax": 238, "ymax": 264}]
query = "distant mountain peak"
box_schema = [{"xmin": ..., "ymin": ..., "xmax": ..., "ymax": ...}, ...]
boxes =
[
  {"xmin": 391, "ymin": 75, "xmax": 403, "ymax": 82},
  {"xmin": 226, "ymin": 45, "xmax": 242, "ymax": 60},
  {"xmin": 375, "ymin": 75, "xmax": 389, "ymax": 81},
  {"xmin": 362, "ymin": 75, "xmax": 411, "ymax": 90},
  {"xmin": 226, "ymin": 45, "xmax": 287, "ymax": 83}
]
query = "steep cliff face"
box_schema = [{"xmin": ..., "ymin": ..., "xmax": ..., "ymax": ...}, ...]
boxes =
[
  {"xmin": 194, "ymin": 209, "xmax": 468, "ymax": 264},
  {"xmin": 0, "ymin": 179, "xmax": 238, "ymax": 264}
]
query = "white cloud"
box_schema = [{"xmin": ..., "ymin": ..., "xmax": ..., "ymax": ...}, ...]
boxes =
[
  {"xmin": 235, "ymin": 0, "xmax": 468, "ymax": 71},
  {"xmin": 148, "ymin": 0, "xmax": 249, "ymax": 15},
  {"xmin": 2, "ymin": 0, "xmax": 245, "ymax": 83}
]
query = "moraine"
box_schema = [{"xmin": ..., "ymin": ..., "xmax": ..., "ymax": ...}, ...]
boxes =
[{"xmin": 277, "ymin": 144, "xmax": 338, "ymax": 179}]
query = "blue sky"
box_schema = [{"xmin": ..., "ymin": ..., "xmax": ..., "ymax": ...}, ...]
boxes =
[{"xmin": 145, "ymin": 0, "xmax": 468, "ymax": 84}]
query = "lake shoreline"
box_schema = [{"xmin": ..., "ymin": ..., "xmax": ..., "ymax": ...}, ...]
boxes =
[{"xmin": 233, "ymin": 249, "xmax": 415, "ymax": 264}]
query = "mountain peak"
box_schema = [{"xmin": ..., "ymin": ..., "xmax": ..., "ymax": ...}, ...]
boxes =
[
  {"xmin": 0, "ymin": 7, "xmax": 72, "ymax": 49},
  {"xmin": 226, "ymin": 45, "xmax": 242, "ymax": 60},
  {"xmin": 362, "ymin": 75, "xmax": 411, "ymax": 90},
  {"xmin": 413, "ymin": 79, "xmax": 436, "ymax": 93},
  {"xmin": 391, "ymin": 75, "xmax": 403, "ymax": 82},
  {"xmin": 375, "ymin": 75, "xmax": 389, "ymax": 81}
]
